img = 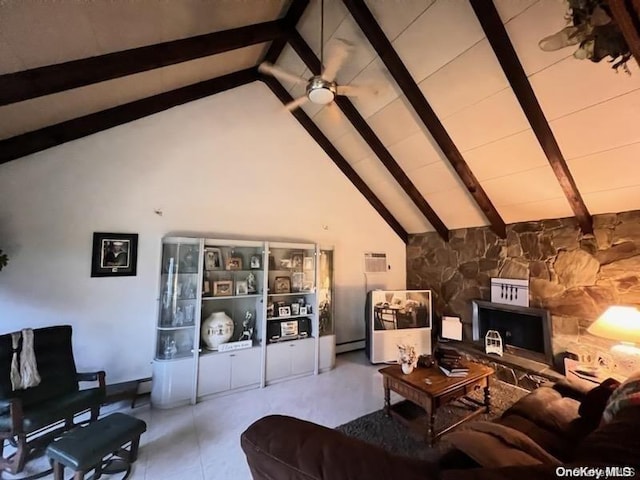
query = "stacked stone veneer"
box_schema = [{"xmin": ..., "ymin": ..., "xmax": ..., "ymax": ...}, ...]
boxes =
[{"xmin": 407, "ymin": 210, "xmax": 640, "ymax": 359}]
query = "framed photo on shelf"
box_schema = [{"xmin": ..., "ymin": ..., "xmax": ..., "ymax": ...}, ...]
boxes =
[
  {"xmin": 91, "ymin": 232, "xmax": 138, "ymax": 277},
  {"xmin": 236, "ymin": 280, "xmax": 248, "ymax": 296},
  {"xmin": 302, "ymin": 272, "xmax": 314, "ymax": 292},
  {"xmin": 213, "ymin": 280, "xmax": 233, "ymax": 296},
  {"xmin": 273, "ymin": 276, "xmax": 291, "ymax": 294},
  {"xmin": 250, "ymin": 254, "xmax": 261, "ymax": 269},
  {"xmin": 292, "ymin": 272, "xmax": 304, "ymax": 292},
  {"xmin": 303, "ymin": 256, "xmax": 314, "ymax": 271},
  {"xmin": 279, "ymin": 258, "xmax": 292, "ymax": 269},
  {"xmin": 291, "ymin": 303, "xmax": 300, "ymax": 315},
  {"xmin": 226, "ymin": 256, "xmax": 243, "ymax": 270},
  {"xmin": 266, "ymin": 302, "xmax": 274, "ymax": 318},
  {"xmin": 291, "ymin": 253, "xmax": 303, "ymax": 270},
  {"xmin": 204, "ymin": 248, "xmax": 223, "ymax": 270},
  {"xmin": 300, "ymin": 306, "xmax": 308, "ymax": 315},
  {"xmin": 278, "ymin": 306, "xmax": 291, "ymax": 317}
]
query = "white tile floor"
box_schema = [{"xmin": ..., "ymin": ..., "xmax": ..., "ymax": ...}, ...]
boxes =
[{"xmin": 6, "ymin": 351, "xmax": 388, "ymax": 480}]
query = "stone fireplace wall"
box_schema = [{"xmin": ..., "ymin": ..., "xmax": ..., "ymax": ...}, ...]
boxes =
[{"xmin": 407, "ymin": 210, "xmax": 640, "ymax": 358}]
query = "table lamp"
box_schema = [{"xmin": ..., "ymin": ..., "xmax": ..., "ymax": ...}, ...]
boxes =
[{"xmin": 587, "ymin": 305, "xmax": 640, "ymax": 372}]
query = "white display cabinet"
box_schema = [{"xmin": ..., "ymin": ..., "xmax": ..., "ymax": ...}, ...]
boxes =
[{"xmin": 151, "ymin": 237, "xmax": 335, "ymax": 408}]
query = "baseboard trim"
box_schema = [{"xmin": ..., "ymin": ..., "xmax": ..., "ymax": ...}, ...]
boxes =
[{"xmin": 336, "ymin": 340, "xmax": 365, "ymax": 354}]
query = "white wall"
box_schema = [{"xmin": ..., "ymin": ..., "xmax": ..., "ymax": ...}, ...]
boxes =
[{"xmin": 0, "ymin": 82, "xmax": 406, "ymax": 383}]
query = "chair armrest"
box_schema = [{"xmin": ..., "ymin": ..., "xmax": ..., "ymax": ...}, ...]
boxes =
[
  {"xmin": 552, "ymin": 377, "xmax": 594, "ymax": 401},
  {"xmin": 0, "ymin": 397, "xmax": 24, "ymax": 433},
  {"xmin": 77, "ymin": 371, "xmax": 106, "ymax": 389}
]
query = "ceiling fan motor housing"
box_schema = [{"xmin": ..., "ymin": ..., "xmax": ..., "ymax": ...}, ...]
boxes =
[{"xmin": 307, "ymin": 76, "xmax": 337, "ymax": 104}]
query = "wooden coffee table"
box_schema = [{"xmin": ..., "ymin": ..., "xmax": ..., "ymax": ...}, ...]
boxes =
[{"xmin": 379, "ymin": 362, "xmax": 494, "ymax": 446}]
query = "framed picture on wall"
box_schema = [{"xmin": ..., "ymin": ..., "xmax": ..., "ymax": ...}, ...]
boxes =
[{"xmin": 91, "ymin": 232, "xmax": 138, "ymax": 277}]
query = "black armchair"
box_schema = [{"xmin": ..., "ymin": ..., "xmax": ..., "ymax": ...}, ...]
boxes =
[{"xmin": 0, "ymin": 325, "xmax": 106, "ymax": 474}]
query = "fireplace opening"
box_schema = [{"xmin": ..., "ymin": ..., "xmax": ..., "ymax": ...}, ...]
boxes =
[{"xmin": 471, "ymin": 299, "xmax": 553, "ymax": 365}]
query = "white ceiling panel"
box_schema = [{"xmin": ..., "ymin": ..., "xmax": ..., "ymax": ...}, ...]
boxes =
[
  {"xmin": 391, "ymin": 0, "xmax": 484, "ymax": 83},
  {"xmin": 348, "ymin": 58, "xmax": 401, "ymax": 119},
  {"xmin": 443, "ymin": 87, "xmax": 530, "ymax": 152},
  {"xmin": 159, "ymin": 0, "xmax": 287, "ymax": 42},
  {"xmin": 500, "ymin": 197, "xmax": 573, "ymax": 224},
  {"xmin": 505, "ymin": 0, "xmax": 571, "ymax": 76},
  {"xmin": 493, "ymin": 0, "xmax": 537, "ymax": 23},
  {"xmin": 423, "ymin": 187, "xmax": 489, "ymax": 229},
  {"xmin": 332, "ymin": 131, "xmax": 375, "ymax": 165},
  {"xmin": 530, "ymin": 56, "xmax": 640, "ymax": 121},
  {"xmin": 364, "ymin": 0, "xmax": 435, "ymax": 41},
  {"xmin": 367, "ymin": 96, "xmax": 422, "ymax": 147},
  {"xmin": 387, "ymin": 132, "xmax": 443, "ymax": 172},
  {"xmin": 419, "ymin": 39, "xmax": 509, "ymax": 120},
  {"xmin": 463, "ymin": 129, "xmax": 549, "ymax": 181},
  {"xmin": 411, "ymin": 160, "xmax": 466, "ymax": 195},
  {"xmin": 161, "ymin": 44, "xmax": 265, "ymax": 91},
  {"xmin": 368, "ymin": 178, "xmax": 435, "ymax": 234},
  {"xmin": 550, "ymin": 88, "xmax": 640, "ymax": 160},
  {"xmin": 0, "ymin": 38, "xmax": 25, "ymax": 75},
  {"xmin": 481, "ymin": 165, "xmax": 567, "ymax": 206},
  {"xmin": 106, "ymin": 70, "xmax": 165, "ymax": 106},
  {"xmin": 568, "ymin": 142, "xmax": 640, "ymax": 194},
  {"xmin": 313, "ymin": 103, "xmax": 354, "ymax": 141},
  {"xmin": 351, "ymin": 155, "xmax": 397, "ymax": 187},
  {"xmin": 297, "ymin": 0, "xmax": 348, "ymax": 56},
  {"xmin": 582, "ymin": 186, "xmax": 640, "ymax": 215},
  {"xmin": 0, "ymin": 2, "xmax": 99, "ymax": 69}
]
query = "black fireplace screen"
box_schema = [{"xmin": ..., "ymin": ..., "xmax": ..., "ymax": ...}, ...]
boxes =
[{"xmin": 471, "ymin": 300, "xmax": 553, "ymax": 365}]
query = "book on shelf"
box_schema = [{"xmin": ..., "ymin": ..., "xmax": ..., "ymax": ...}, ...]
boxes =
[{"xmin": 439, "ymin": 365, "xmax": 469, "ymax": 377}]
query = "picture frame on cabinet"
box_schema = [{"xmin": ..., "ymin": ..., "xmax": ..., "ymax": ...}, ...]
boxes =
[
  {"xmin": 302, "ymin": 272, "xmax": 314, "ymax": 292},
  {"xmin": 213, "ymin": 280, "xmax": 233, "ymax": 296},
  {"xmin": 279, "ymin": 258, "xmax": 292, "ymax": 269},
  {"xmin": 91, "ymin": 232, "xmax": 138, "ymax": 277},
  {"xmin": 226, "ymin": 256, "xmax": 243, "ymax": 270},
  {"xmin": 278, "ymin": 306, "xmax": 291, "ymax": 317},
  {"xmin": 299, "ymin": 306, "xmax": 308, "ymax": 315},
  {"xmin": 292, "ymin": 272, "xmax": 304, "ymax": 292},
  {"xmin": 235, "ymin": 280, "xmax": 248, "ymax": 296},
  {"xmin": 250, "ymin": 254, "xmax": 261, "ymax": 269},
  {"xmin": 273, "ymin": 276, "xmax": 291, "ymax": 294},
  {"xmin": 291, "ymin": 303, "xmax": 300, "ymax": 315},
  {"xmin": 266, "ymin": 302, "xmax": 274, "ymax": 318},
  {"xmin": 303, "ymin": 256, "xmax": 314, "ymax": 271},
  {"xmin": 204, "ymin": 248, "xmax": 223, "ymax": 270},
  {"xmin": 291, "ymin": 253, "xmax": 303, "ymax": 270}
]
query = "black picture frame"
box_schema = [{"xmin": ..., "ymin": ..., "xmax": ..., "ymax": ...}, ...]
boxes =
[{"xmin": 91, "ymin": 232, "xmax": 138, "ymax": 277}]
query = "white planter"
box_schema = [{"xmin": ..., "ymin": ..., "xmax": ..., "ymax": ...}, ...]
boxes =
[
  {"xmin": 201, "ymin": 312, "xmax": 234, "ymax": 351},
  {"xmin": 401, "ymin": 363, "xmax": 414, "ymax": 375}
]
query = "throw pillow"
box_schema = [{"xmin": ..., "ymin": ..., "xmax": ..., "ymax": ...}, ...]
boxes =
[
  {"xmin": 578, "ymin": 378, "xmax": 620, "ymax": 425},
  {"xmin": 602, "ymin": 370, "xmax": 640, "ymax": 424}
]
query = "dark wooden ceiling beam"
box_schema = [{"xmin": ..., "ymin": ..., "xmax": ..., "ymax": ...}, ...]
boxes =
[
  {"xmin": 261, "ymin": 75, "xmax": 409, "ymax": 243},
  {"xmin": 0, "ymin": 20, "xmax": 285, "ymax": 107},
  {"xmin": 0, "ymin": 68, "xmax": 257, "ymax": 165},
  {"xmin": 470, "ymin": 0, "xmax": 593, "ymax": 235},
  {"xmin": 607, "ymin": 0, "xmax": 640, "ymax": 67},
  {"xmin": 343, "ymin": 0, "xmax": 506, "ymax": 239},
  {"xmin": 288, "ymin": 31, "xmax": 449, "ymax": 241},
  {"xmin": 263, "ymin": 0, "xmax": 310, "ymax": 64}
]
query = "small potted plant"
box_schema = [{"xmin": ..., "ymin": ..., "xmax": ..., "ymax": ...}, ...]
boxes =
[{"xmin": 397, "ymin": 344, "xmax": 417, "ymax": 374}]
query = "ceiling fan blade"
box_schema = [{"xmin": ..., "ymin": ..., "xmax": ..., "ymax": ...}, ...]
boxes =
[
  {"xmin": 258, "ymin": 62, "xmax": 306, "ymax": 85},
  {"xmin": 321, "ymin": 38, "xmax": 354, "ymax": 82},
  {"xmin": 284, "ymin": 95, "xmax": 309, "ymax": 111},
  {"xmin": 336, "ymin": 84, "xmax": 378, "ymax": 98}
]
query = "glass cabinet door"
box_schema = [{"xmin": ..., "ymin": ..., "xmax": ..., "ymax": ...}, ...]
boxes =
[
  {"xmin": 318, "ymin": 249, "xmax": 334, "ymax": 336},
  {"xmin": 156, "ymin": 238, "xmax": 201, "ymax": 360}
]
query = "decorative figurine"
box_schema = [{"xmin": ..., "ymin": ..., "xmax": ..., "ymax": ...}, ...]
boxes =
[
  {"xmin": 239, "ymin": 311, "xmax": 255, "ymax": 341},
  {"xmin": 246, "ymin": 272, "xmax": 256, "ymax": 294}
]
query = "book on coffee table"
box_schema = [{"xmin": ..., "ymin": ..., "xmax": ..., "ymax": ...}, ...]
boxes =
[{"xmin": 439, "ymin": 365, "xmax": 469, "ymax": 377}]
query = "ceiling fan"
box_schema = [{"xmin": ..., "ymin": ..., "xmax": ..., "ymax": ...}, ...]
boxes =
[{"xmin": 258, "ymin": 0, "xmax": 375, "ymax": 111}]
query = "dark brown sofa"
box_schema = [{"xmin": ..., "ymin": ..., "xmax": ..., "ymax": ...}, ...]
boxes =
[{"xmin": 241, "ymin": 379, "xmax": 640, "ymax": 480}]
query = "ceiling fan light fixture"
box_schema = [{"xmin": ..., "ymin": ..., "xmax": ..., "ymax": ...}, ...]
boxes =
[{"xmin": 307, "ymin": 76, "xmax": 336, "ymax": 105}]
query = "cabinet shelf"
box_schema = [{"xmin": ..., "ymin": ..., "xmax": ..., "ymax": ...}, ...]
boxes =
[
  {"xmin": 267, "ymin": 291, "xmax": 315, "ymax": 297},
  {"xmin": 267, "ymin": 315, "xmax": 312, "ymax": 321},
  {"xmin": 202, "ymin": 294, "xmax": 262, "ymax": 301},
  {"xmin": 199, "ymin": 344, "xmax": 260, "ymax": 357},
  {"xmin": 157, "ymin": 325, "xmax": 195, "ymax": 331}
]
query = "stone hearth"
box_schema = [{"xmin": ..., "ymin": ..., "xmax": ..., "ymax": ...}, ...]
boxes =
[{"xmin": 407, "ymin": 210, "xmax": 640, "ymax": 362}]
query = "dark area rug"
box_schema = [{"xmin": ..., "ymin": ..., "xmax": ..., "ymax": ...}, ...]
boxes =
[{"xmin": 336, "ymin": 380, "xmax": 528, "ymax": 461}]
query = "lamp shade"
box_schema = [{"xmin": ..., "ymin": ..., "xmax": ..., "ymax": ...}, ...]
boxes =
[{"xmin": 587, "ymin": 306, "xmax": 640, "ymax": 344}]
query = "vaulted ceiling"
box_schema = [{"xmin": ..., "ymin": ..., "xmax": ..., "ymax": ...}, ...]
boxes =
[{"xmin": 2, "ymin": 0, "xmax": 640, "ymax": 243}]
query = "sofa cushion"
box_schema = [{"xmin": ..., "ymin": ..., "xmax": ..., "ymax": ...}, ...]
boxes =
[
  {"xmin": 602, "ymin": 371, "xmax": 640, "ymax": 424},
  {"xmin": 578, "ymin": 378, "xmax": 620, "ymax": 425},
  {"xmin": 0, "ymin": 388, "xmax": 103, "ymax": 434}
]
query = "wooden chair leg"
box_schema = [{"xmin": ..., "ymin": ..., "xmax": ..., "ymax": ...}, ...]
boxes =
[
  {"xmin": 90, "ymin": 406, "xmax": 100, "ymax": 422},
  {"xmin": 129, "ymin": 436, "xmax": 141, "ymax": 462},
  {"xmin": 12, "ymin": 434, "xmax": 28, "ymax": 474},
  {"xmin": 73, "ymin": 470, "xmax": 86, "ymax": 480},
  {"xmin": 53, "ymin": 461, "xmax": 65, "ymax": 480}
]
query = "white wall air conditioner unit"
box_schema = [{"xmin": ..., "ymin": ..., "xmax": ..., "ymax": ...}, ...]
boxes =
[{"xmin": 364, "ymin": 252, "xmax": 387, "ymax": 273}]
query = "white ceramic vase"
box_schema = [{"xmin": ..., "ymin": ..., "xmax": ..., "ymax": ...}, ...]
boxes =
[
  {"xmin": 201, "ymin": 312, "xmax": 234, "ymax": 350},
  {"xmin": 401, "ymin": 363, "xmax": 414, "ymax": 375}
]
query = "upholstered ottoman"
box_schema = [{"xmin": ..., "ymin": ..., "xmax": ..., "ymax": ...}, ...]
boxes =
[{"xmin": 46, "ymin": 412, "xmax": 146, "ymax": 480}]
